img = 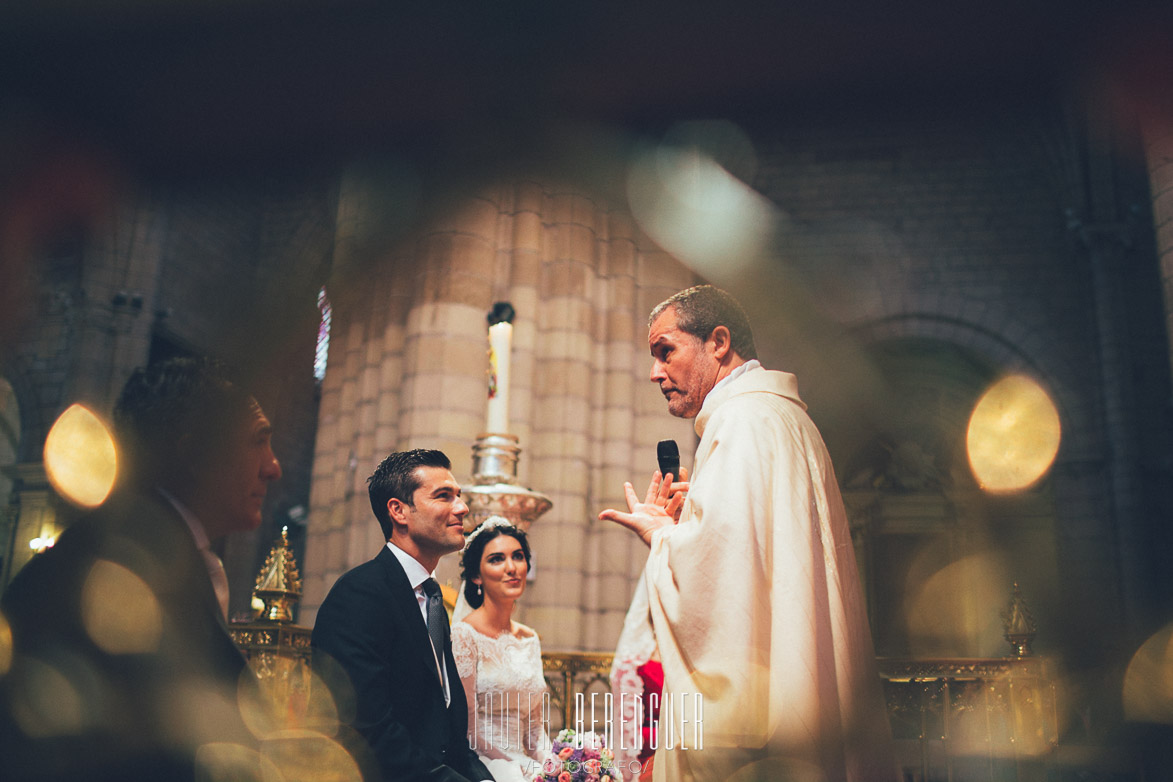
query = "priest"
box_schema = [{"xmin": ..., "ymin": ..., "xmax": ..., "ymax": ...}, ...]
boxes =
[{"xmin": 601, "ymin": 285, "xmax": 896, "ymax": 782}]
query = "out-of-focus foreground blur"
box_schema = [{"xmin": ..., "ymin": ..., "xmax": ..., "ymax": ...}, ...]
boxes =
[{"xmin": 2, "ymin": 2, "xmax": 1173, "ymax": 780}]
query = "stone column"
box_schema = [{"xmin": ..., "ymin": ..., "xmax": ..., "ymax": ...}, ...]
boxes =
[
  {"xmin": 302, "ymin": 179, "xmax": 501, "ymax": 620},
  {"xmin": 525, "ymin": 186, "xmax": 601, "ymax": 650},
  {"xmin": 1141, "ymin": 114, "xmax": 1173, "ymax": 387},
  {"xmin": 300, "ymin": 175, "xmax": 697, "ymax": 653},
  {"xmin": 2, "ymin": 463, "xmax": 55, "ymax": 586},
  {"xmin": 1077, "ymin": 223, "xmax": 1146, "ymax": 638},
  {"xmin": 302, "ymin": 171, "xmax": 402, "ymax": 621}
]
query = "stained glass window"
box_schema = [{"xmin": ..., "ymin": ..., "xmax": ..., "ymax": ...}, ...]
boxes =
[{"xmin": 315, "ymin": 287, "xmax": 331, "ymax": 382}]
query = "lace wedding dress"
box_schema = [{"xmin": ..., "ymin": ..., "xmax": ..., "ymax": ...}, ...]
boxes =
[{"xmin": 452, "ymin": 622, "xmax": 552, "ymax": 782}]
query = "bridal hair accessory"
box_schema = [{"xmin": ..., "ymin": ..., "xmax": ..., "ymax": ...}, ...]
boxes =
[{"xmin": 462, "ymin": 515, "xmax": 513, "ymax": 552}]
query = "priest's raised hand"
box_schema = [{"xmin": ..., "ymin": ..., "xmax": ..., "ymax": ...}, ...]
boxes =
[{"xmin": 598, "ymin": 468, "xmax": 688, "ymax": 546}]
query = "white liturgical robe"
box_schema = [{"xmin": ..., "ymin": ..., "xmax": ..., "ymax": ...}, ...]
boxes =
[{"xmin": 629, "ymin": 367, "xmax": 897, "ymax": 782}]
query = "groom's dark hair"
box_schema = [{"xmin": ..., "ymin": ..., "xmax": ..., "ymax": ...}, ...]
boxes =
[{"xmin": 368, "ymin": 448, "xmax": 452, "ymax": 540}]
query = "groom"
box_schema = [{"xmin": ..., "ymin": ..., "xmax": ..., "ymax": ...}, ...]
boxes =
[{"xmin": 311, "ymin": 449, "xmax": 492, "ymax": 782}]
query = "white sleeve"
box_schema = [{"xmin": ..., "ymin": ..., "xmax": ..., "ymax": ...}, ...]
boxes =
[{"xmin": 450, "ymin": 622, "xmax": 480, "ymax": 752}]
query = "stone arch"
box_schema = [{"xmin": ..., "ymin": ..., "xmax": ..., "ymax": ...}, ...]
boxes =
[
  {"xmin": 0, "ymin": 372, "xmax": 23, "ymax": 587},
  {"xmin": 0, "ymin": 374, "xmax": 20, "ymax": 481},
  {"xmin": 0, "ymin": 358, "xmax": 46, "ymax": 465},
  {"xmin": 846, "ymin": 311, "xmax": 1091, "ymax": 460},
  {"xmin": 827, "ymin": 318, "xmax": 1068, "ymax": 658}
]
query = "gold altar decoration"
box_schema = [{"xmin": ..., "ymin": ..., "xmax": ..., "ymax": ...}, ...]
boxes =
[
  {"xmin": 540, "ymin": 650, "xmax": 1061, "ymax": 782},
  {"xmin": 541, "ymin": 651, "xmax": 615, "ymax": 732},
  {"xmin": 254, "ymin": 526, "xmax": 303, "ymax": 622},
  {"xmin": 537, "ymin": 587, "xmax": 1058, "ymax": 781},
  {"xmin": 879, "ymin": 655, "xmax": 1059, "ymax": 780},
  {"xmin": 230, "ymin": 529, "xmax": 313, "ymax": 730}
]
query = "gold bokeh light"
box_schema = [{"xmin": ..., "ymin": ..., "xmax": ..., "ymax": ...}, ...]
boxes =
[
  {"xmin": 966, "ymin": 374, "xmax": 1061, "ymax": 493},
  {"xmin": 9, "ymin": 657, "xmax": 87, "ymax": 737},
  {"xmin": 1123, "ymin": 624, "xmax": 1173, "ymax": 724},
  {"xmin": 81, "ymin": 559, "xmax": 163, "ymax": 655},
  {"xmin": 43, "ymin": 403, "xmax": 118, "ymax": 508},
  {"xmin": 194, "ymin": 742, "xmax": 283, "ymax": 782},
  {"xmin": 906, "ymin": 553, "xmax": 1010, "ymax": 657},
  {"xmin": 261, "ymin": 730, "xmax": 363, "ymax": 782},
  {"xmin": 0, "ymin": 611, "xmax": 12, "ymax": 675}
]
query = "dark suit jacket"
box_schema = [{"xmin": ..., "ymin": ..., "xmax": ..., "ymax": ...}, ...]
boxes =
[
  {"xmin": 0, "ymin": 489, "xmax": 253, "ymax": 782},
  {"xmin": 311, "ymin": 546, "xmax": 491, "ymax": 782}
]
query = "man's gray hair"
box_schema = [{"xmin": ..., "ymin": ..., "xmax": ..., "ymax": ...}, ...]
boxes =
[{"xmin": 649, "ymin": 285, "xmax": 758, "ymax": 360}]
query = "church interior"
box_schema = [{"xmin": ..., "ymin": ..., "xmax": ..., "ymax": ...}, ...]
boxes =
[{"xmin": 2, "ymin": 2, "xmax": 1173, "ymax": 779}]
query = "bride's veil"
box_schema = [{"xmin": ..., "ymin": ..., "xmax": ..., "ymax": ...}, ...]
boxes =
[{"xmin": 452, "ymin": 580, "xmax": 473, "ymax": 621}]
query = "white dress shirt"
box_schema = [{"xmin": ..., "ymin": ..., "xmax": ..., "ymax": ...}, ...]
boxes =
[
  {"xmin": 157, "ymin": 487, "xmax": 230, "ymax": 620},
  {"xmin": 386, "ymin": 543, "xmax": 494, "ymax": 781},
  {"xmin": 385, "ymin": 541, "xmax": 451, "ymax": 705}
]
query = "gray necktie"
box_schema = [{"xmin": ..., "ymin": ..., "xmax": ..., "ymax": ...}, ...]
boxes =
[{"xmin": 421, "ymin": 578, "xmax": 447, "ymax": 681}]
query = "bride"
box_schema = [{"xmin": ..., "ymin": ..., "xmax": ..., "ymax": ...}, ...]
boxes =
[{"xmin": 452, "ymin": 517, "xmax": 551, "ymax": 782}]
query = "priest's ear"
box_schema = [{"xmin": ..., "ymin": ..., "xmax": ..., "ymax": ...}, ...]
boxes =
[{"xmin": 707, "ymin": 325, "xmax": 733, "ymax": 361}]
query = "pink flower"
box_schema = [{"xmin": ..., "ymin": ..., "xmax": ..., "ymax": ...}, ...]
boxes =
[
  {"xmin": 584, "ymin": 759, "xmax": 602, "ymax": 774},
  {"xmin": 558, "ymin": 746, "xmax": 575, "ymax": 760},
  {"xmin": 583, "ymin": 747, "xmax": 601, "ymax": 761},
  {"xmin": 558, "ymin": 773, "xmax": 572, "ymax": 782}
]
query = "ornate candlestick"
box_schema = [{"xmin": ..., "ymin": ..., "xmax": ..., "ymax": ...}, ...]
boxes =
[
  {"xmin": 225, "ymin": 528, "xmax": 313, "ymax": 733},
  {"xmin": 253, "ymin": 526, "xmax": 303, "ymax": 623},
  {"xmin": 464, "ymin": 303, "xmax": 552, "ymax": 533},
  {"xmin": 229, "ymin": 527, "xmax": 311, "ymax": 705}
]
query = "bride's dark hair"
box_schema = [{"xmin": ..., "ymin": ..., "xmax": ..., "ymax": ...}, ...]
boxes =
[{"xmin": 460, "ymin": 521, "xmax": 532, "ymax": 609}]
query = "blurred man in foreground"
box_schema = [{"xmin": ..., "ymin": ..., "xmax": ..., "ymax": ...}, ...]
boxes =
[
  {"xmin": 602, "ymin": 285, "xmax": 896, "ymax": 782},
  {"xmin": 0, "ymin": 357, "xmax": 282, "ymax": 781}
]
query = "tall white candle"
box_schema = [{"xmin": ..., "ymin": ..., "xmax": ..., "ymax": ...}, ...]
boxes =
[{"xmin": 487, "ymin": 321, "xmax": 512, "ymax": 433}]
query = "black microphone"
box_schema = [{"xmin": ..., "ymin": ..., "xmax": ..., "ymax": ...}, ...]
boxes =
[{"xmin": 657, "ymin": 439, "xmax": 680, "ymax": 481}]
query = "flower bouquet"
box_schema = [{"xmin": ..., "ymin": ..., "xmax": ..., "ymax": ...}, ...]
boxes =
[{"xmin": 534, "ymin": 728, "xmax": 622, "ymax": 782}]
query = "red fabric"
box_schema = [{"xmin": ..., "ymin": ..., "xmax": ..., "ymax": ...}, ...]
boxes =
[
  {"xmin": 636, "ymin": 660, "xmax": 664, "ymax": 766},
  {"xmin": 638, "ymin": 754, "xmax": 655, "ymax": 782}
]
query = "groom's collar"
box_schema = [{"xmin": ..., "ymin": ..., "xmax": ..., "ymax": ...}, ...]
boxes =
[{"xmin": 385, "ymin": 540, "xmax": 436, "ymax": 591}]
